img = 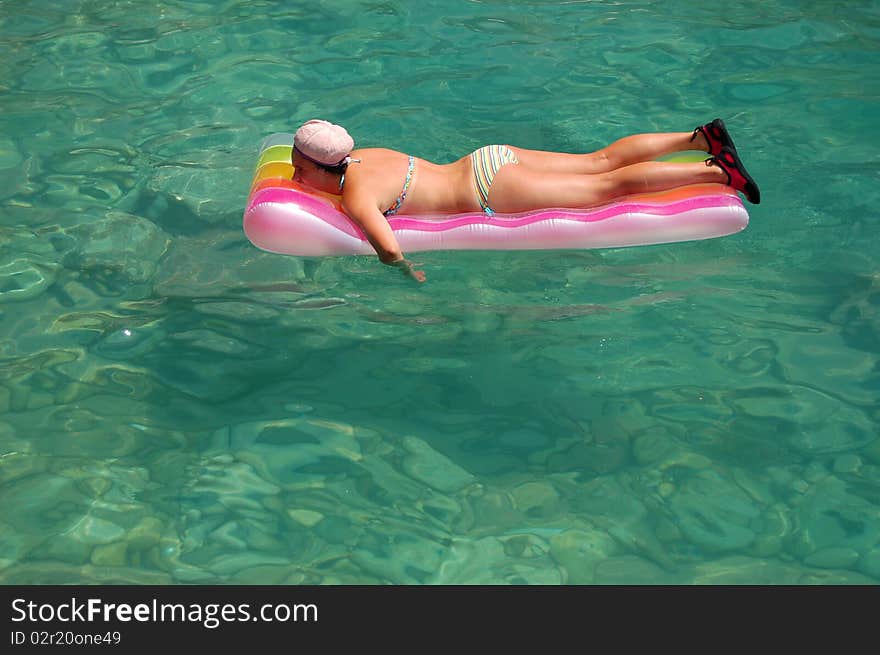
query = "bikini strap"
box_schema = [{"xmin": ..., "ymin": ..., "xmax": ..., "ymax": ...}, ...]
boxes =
[{"xmin": 383, "ymin": 155, "xmax": 415, "ymax": 217}]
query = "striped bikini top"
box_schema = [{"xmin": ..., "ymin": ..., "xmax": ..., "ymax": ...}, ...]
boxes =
[{"xmin": 382, "ymin": 155, "xmax": 415, "ymax": 217}]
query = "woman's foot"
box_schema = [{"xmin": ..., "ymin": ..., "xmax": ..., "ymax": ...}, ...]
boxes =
[
  {"xmin": 707, "ymin": 146, "xmax": 761, "ymax": 204},
  {"xmin": 692, "ymin": 118, "xmax": 736, "ymax": 156}
]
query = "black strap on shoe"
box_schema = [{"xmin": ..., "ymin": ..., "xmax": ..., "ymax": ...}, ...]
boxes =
[{"xmin": 705, "ymin": 155, "xmax": 731, "ymax": 186}]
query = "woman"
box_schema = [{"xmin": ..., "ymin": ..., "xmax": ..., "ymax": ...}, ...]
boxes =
[{"xmin": 291, "ymin": 118, "xmax": 760, "ymax": 282}]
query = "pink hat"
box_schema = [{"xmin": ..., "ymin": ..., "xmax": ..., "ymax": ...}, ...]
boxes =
[{"xmin": 293, "ymin": 119, "xmax": 355, "ymax": 166}]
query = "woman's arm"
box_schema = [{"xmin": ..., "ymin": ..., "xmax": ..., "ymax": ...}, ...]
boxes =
[{"xmin": 342, "ymin": 192, "xmax": 426, "ymax": 282}]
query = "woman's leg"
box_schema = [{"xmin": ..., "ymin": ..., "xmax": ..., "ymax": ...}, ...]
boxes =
[
  {"xmin": 509, "ymin": 131, "xmax": 708, "ymax": 175},
  {"xmin": 487, "ymin": 159, "xmax": 726, "ymax": 213}
]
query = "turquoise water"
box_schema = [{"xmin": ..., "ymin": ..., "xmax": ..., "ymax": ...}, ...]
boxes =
[{"xmin": 1, "ymin": 0, "xmax": 878, "ymax": 584}]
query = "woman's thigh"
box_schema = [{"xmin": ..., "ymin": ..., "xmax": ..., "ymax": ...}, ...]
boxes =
[{"xmin": 507, "ymin": 145, "xmax": 609, "ymax": 175}]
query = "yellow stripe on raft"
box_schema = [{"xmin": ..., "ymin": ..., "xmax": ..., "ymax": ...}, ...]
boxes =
[{"xmin": 255, "ymin": 144, "xmax": 293, "ymax": 169}]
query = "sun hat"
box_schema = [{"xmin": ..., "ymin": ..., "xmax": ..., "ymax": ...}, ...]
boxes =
[{"xmin": 293, "ymin": 119, "xmax": 355, "ymax": 167}]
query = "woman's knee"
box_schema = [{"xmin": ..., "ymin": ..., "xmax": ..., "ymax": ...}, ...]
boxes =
[{"xmin": 587, "ymin": 150, "xmax": 614, "ymax": 172}]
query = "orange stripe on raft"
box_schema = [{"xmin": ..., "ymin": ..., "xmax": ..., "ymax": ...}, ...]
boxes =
[
  {"xmin": 624, "ymin": 183, "xmax": 738, "ymax": 203},
  {"xmin": 250, "ymin": 178, "xmax": 296, "ymax": 194}
]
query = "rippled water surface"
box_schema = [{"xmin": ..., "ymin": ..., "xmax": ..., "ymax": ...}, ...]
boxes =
[{"xmin": 1, "ymin": 0, "xmax": 879, "ymax": 584}]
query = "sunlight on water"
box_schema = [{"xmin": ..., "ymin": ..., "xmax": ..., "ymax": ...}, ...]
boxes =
[{"xmin": 0, "ymin": 0, "xmax": 878, "ymax": 584}]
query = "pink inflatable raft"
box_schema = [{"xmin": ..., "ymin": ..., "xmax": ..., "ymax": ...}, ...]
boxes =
[{"xmin": 243, "ymin": 133, "xmax": 749, "ymax": 257}]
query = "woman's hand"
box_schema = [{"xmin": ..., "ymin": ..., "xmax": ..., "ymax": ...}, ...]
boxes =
[{"xmin": 391, "ymin": 257, "xmax": 426, "ymax": 283}]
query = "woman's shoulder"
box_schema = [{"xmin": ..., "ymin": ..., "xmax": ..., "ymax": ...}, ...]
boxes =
[{"xmin": 343, "ymin": 148, "xmax": 410, "ymax": 201}]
